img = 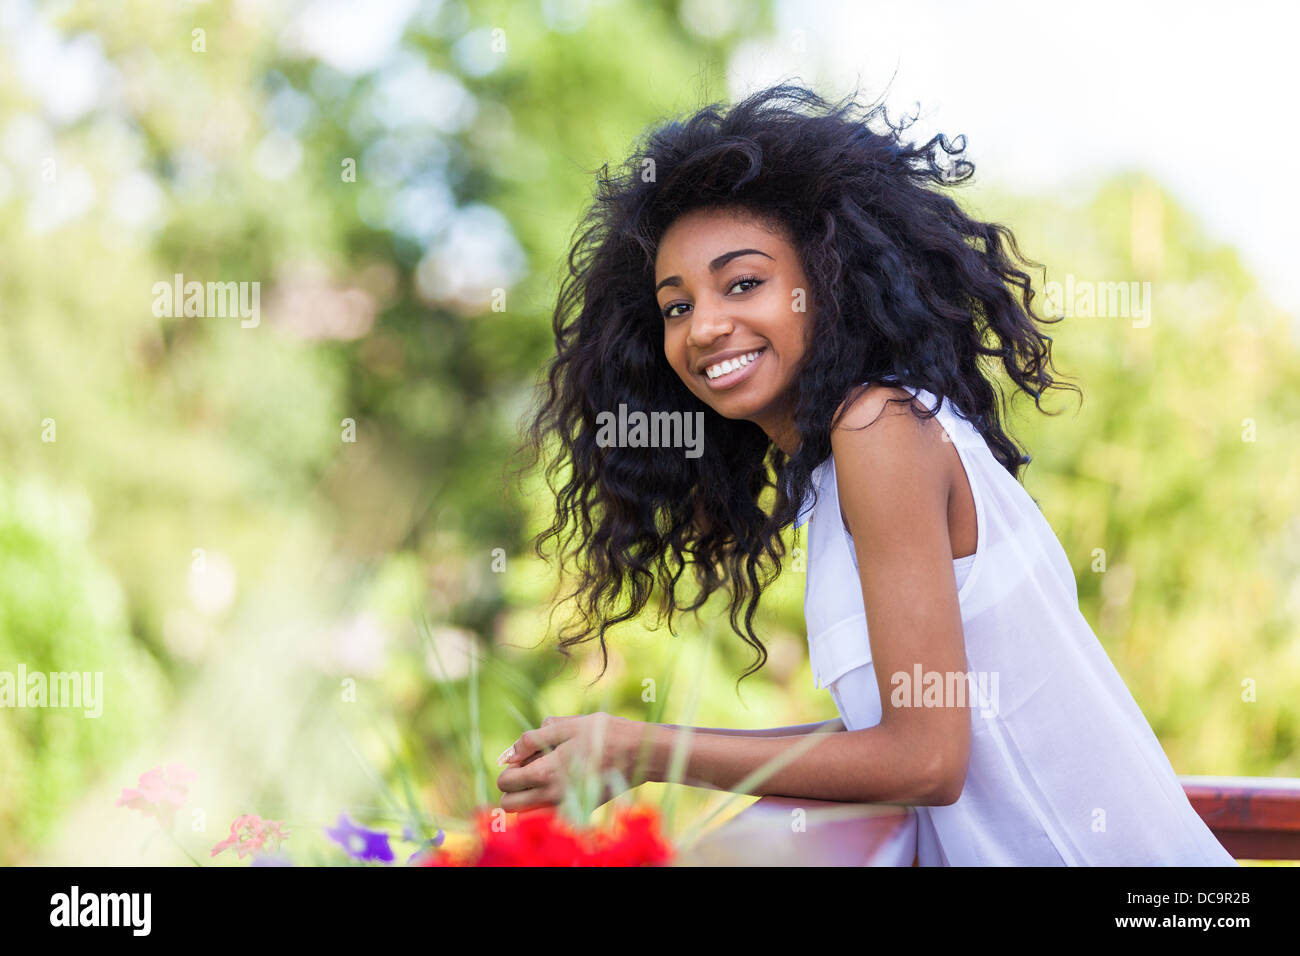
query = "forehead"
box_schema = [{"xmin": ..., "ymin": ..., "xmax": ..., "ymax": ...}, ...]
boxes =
[{"xmin": 654, "ymin": 207, "xmax": 790, "ymax": 266}]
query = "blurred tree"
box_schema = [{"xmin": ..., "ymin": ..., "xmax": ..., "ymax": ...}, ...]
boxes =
[{"xmin": 0, "ymin": 0, "xmax": 1295, "ymax": 861}]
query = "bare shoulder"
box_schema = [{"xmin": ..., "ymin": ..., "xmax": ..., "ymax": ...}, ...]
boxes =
[
  {"xmin": 831, "ymin": 383, "xmax": 951, "ymax": 456},
  {"xmin": 832, "ymin": 383, "xmax": 920, "ymax": 434},
  {"xmin": 830, "ymin": 383, "xmax": 952, "ymax": 515}
]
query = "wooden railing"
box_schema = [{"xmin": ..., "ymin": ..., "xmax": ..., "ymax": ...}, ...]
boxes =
[
  {"xmin": 1180, "ymin": 775, "xmax": 1300, "ymax": 860},
  {"xmin": 675, "ymin": 776, "xmax": 1300, "ymax": 865}
]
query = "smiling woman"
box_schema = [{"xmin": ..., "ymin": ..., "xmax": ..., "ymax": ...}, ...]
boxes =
[
  {"xmin": 514, "ymin": 82, "xmax": 1238, "ymax": 866},
  {"xmin": 655, "ymin": 211, "xmax": 812, "ymax": 454}
]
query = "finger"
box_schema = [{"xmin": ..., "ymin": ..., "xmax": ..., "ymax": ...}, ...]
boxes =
[
  {"xmin": 540, "ymin": 715, "xmax": 580, "ymax": 730},
  {"xmin": 496, "ymin": 749, "xmax": 564, "ymax": 795},
  {"xmin": 500, "ymin": 787, "xmax": 559, "ymax": 813},
  {"xmin": 496, "ymin": 726, "xmax": 546, "ymax": 765},
  {"xmin": 498, "ymin": 761, "xmax": 564, "ymax": 811},
  {"xmin": 497, "ymin": 723, "xmax": 566, "ymax": 766}
]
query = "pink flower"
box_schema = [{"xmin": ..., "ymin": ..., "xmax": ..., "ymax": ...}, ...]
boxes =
[
  {"xmin": 115, "ymin": 763, "xmax": 197, "ymax": 828},
  {"xmin": 263, "ymin": 819, "xmax": 290, "ymax": 844},
  {"xmin": 211, "ymin": 814, "xmax": 290, "ymax": 860}
]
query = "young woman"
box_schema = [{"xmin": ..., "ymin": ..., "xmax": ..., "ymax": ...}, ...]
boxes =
[{"xmin": 498, "ymin": 84, "xmax": 1236, "ymax": 865}]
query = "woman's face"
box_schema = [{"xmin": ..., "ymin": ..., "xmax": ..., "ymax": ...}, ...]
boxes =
[{"xmin": 654, "ymin": 206, "xmax": 812, "ymax": 454}]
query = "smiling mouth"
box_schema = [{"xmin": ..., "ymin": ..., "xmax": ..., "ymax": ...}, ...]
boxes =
[{"xmin": 701, "ymin": 347, "xmax": 766, "ymax": 390}]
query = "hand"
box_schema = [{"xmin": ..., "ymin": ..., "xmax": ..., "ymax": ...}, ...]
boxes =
[{"xmin": 494, "ymin": 712, "xmax": 656, "ymax": 814}]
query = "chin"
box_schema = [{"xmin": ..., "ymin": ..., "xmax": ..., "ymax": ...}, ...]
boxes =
[{"xmin": 698, "ymin": 389, "xmax": 769, "ymax": 421}]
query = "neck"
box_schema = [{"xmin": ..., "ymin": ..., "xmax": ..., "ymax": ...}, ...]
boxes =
[{"xmin": 760, "ymin": 415, "xmax": 801, "ymax": 457}]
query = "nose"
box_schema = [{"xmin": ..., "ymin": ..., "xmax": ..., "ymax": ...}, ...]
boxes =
[{"xmin": 685, "ymin": 296, "xmax": 734, "ymax": 349}]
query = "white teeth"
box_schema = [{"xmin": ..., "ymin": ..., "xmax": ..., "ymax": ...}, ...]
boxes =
[{"xmin": 705, "ymin": 349, "xmax": 764, "ymax": 379}]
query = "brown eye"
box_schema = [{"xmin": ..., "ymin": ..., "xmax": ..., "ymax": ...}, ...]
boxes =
[{"xmin": 662, "ymin": 276, "xmax": 762, "ymax": 320}]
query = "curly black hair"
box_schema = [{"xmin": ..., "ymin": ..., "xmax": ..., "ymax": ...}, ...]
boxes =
[{"xmin": 521, "ymin": 82, "xmax": 1079, "ymax": 687}]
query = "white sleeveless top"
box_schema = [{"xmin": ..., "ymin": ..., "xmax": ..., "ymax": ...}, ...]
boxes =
[{"xmin": 795, "ymin": 383, "xmax": 1237, "ymax": 866}]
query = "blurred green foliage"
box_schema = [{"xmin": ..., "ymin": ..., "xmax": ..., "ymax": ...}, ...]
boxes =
[
  {"xmin": 0, "ymin": 476, "xmax": 169, "ymax": 852},
  {"xmin": 0, "ymin": 0, "xmax": 1295, "ymax": 863}
]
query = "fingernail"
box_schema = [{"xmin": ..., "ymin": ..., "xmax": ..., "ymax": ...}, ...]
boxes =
[{"xmin": 496, "ymin": 746, "xmax": 515, "ymax": 766}]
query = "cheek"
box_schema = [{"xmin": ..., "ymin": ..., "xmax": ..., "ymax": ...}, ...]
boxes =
[
  {"xmin": 663, "ymin": 327, "xmax": 688, "ymax": 373},
  {"xmin": 786, "ymin": 309, "xmax": 814, "ymax": 354},
  {"xmin": 760, "ymin": 315, "xmax": 802, "ymax": 357}
]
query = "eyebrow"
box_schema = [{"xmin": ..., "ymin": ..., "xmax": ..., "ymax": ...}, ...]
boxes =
[{"xmin": 655, "ymin": 248, "xmax": 774, "ymax": 294}]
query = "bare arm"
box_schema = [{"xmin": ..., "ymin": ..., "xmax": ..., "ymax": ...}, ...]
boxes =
[
  {"xmin": 646, "ymin": 386, "xmax": 972, "ymax": 806},
  {"xmin": 656, "ymin": 718, "xmax": 844, "ymax": 738},
  {"xmin": 646, "ymin": 722, "xmax": 940, "ymax": 803}
]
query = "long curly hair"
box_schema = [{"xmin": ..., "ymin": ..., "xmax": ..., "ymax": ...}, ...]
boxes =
[{"xmin": 521, "ymin": 82, "xmax": 1079, "ymax": 686}]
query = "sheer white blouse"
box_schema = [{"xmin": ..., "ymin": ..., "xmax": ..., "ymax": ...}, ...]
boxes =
[{"xmin": 796, "ymin": 383, "xmax": 1236, "ymax": 865}]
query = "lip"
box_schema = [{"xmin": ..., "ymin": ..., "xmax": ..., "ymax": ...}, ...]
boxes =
[
  {"xmin": 695, "ymin": 346, "xmax": 766, "ymax": 375},
  {"xmin": 699, "ymin": 347, "xmax": 767, "ymax": 391}
]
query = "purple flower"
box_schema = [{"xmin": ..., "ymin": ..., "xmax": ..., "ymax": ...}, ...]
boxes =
[
  {"xmin": 325, "ymin": 813, "xmax": 394, "ymax": 864},
  {"xmin": 404, "ymin": 828, "xmax": 446, "ymax": 864}
]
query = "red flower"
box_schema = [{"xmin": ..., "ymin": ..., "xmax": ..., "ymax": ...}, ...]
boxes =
[
  {"xmin": 420, "ymin": 804, "xmax": 673, "ymax": 867},
  {"xmin": 589, "ymin": 804, "xmax": 674, "ymax": 867}
]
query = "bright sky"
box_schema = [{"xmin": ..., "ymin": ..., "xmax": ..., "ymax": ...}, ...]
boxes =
[
  {"xmin": 5, "ymin": 0, "xmax": 1296, "ymax": 319},
  {"xmin": 729, "ymin": 0, "xmax": 1299, "ymax": 319}
]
